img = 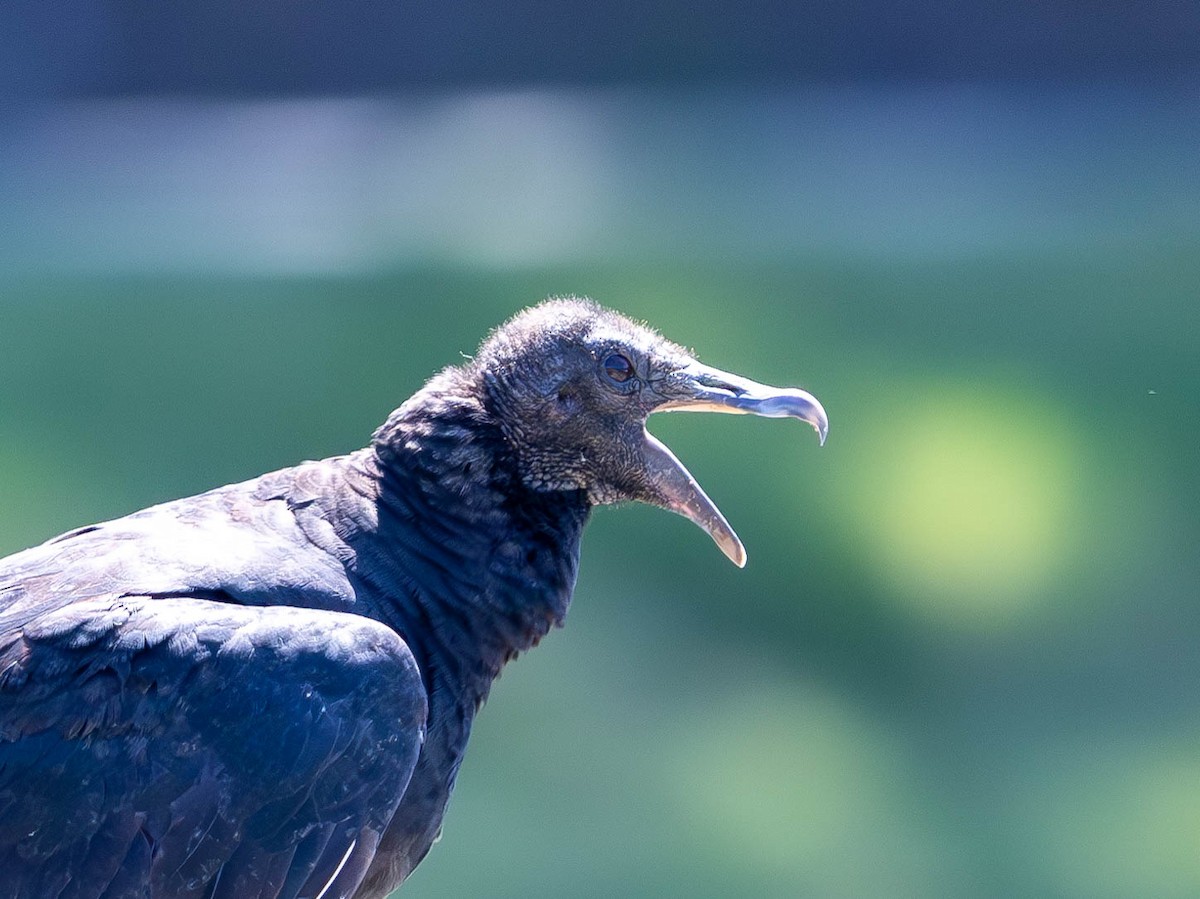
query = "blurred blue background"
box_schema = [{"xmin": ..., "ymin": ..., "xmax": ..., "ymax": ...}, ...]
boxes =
[{"xmin": 2, "ymin": 4, "xmax": 1199, "ymax": 897}]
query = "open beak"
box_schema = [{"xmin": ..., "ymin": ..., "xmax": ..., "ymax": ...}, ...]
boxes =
[{"xmin": 642, "ymin": 361, "xmax": 828, "ymax": 567}]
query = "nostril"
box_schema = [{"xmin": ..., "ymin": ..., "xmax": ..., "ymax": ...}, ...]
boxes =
[{"xmin": 694, "ymin": 372, "xmax": 743, "ymax": 396}]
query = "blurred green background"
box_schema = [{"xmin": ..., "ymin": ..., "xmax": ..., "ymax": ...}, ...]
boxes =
[{"xmin": 3, "ymin": 7, "xmax": 1200, "ymax": 898}]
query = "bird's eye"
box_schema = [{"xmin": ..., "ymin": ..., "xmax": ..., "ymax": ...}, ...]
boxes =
[{"xmin": 602, "ymin": 353, "xmax": 634, "ymax": 383}]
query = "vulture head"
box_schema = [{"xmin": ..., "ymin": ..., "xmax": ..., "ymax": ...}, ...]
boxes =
[{"xmin": 473, "ymin": 298, "xmax": 828, "ymax": 566}]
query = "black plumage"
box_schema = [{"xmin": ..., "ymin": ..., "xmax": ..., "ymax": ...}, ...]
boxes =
[{"xmin": 0, "ymin": 298, "xmax": 827, "ymax": 899}]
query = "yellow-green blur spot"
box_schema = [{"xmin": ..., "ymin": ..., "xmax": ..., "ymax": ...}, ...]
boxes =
[{"xmin": 837, "ymin": 377, "xmax": 1086, "ymax": 630}]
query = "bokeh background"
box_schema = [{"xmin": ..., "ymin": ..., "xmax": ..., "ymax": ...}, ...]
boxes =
[{"xmin": 2, "ymin": 4, "xmax": 1199, "ymax": 897}]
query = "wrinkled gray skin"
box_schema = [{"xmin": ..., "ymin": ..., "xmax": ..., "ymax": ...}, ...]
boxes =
[{"xmin": 0, "ymin": 298, "xmax": 826, "ymax": 899}]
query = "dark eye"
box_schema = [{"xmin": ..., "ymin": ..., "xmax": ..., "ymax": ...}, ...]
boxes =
[{"xmin": 602, "ymin": 353, "xmax": 634, "ymax": 383}]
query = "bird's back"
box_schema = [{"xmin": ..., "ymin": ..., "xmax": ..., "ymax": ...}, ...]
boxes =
[
  {"xmin": 0, "ymin": 454, "xmax": 373, "ymax": 626},
  {"xmin": 0, "ymin": 452, "xmax": 434, "ymax": 899}
]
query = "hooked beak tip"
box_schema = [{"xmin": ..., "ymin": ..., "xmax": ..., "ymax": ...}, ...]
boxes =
[{"xmin": 815, "ymin": 411, "xmax": 829, "ymax": 447}]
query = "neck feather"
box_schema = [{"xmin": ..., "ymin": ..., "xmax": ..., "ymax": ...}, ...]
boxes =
[{"xmin": 361, "ymin": 371, "xmax": 589, "ymax": 708}]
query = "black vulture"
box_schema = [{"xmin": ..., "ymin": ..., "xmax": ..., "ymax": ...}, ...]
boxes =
[{"xmin": 0, "ymin": 298, "xmax": 827, "ymax": 898}]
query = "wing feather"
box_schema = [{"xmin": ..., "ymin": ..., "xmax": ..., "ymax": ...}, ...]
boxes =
[{"xmin": 0, "ymin": 595, "xmax": 426, "ymax": 899}]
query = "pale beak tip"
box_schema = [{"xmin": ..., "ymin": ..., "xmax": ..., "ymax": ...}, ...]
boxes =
[
  {"xmin": 809, "ymin": 400, "xmax": 830, "ymax": 446},
  {"xmin": 721, "ymin": 534, "xmax": 748, "ymax": 568}
]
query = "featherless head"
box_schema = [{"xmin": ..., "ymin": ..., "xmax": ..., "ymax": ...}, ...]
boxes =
[{"xmin": 465, "ymin": 297, "xmax": 827, "ymax": 567}]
